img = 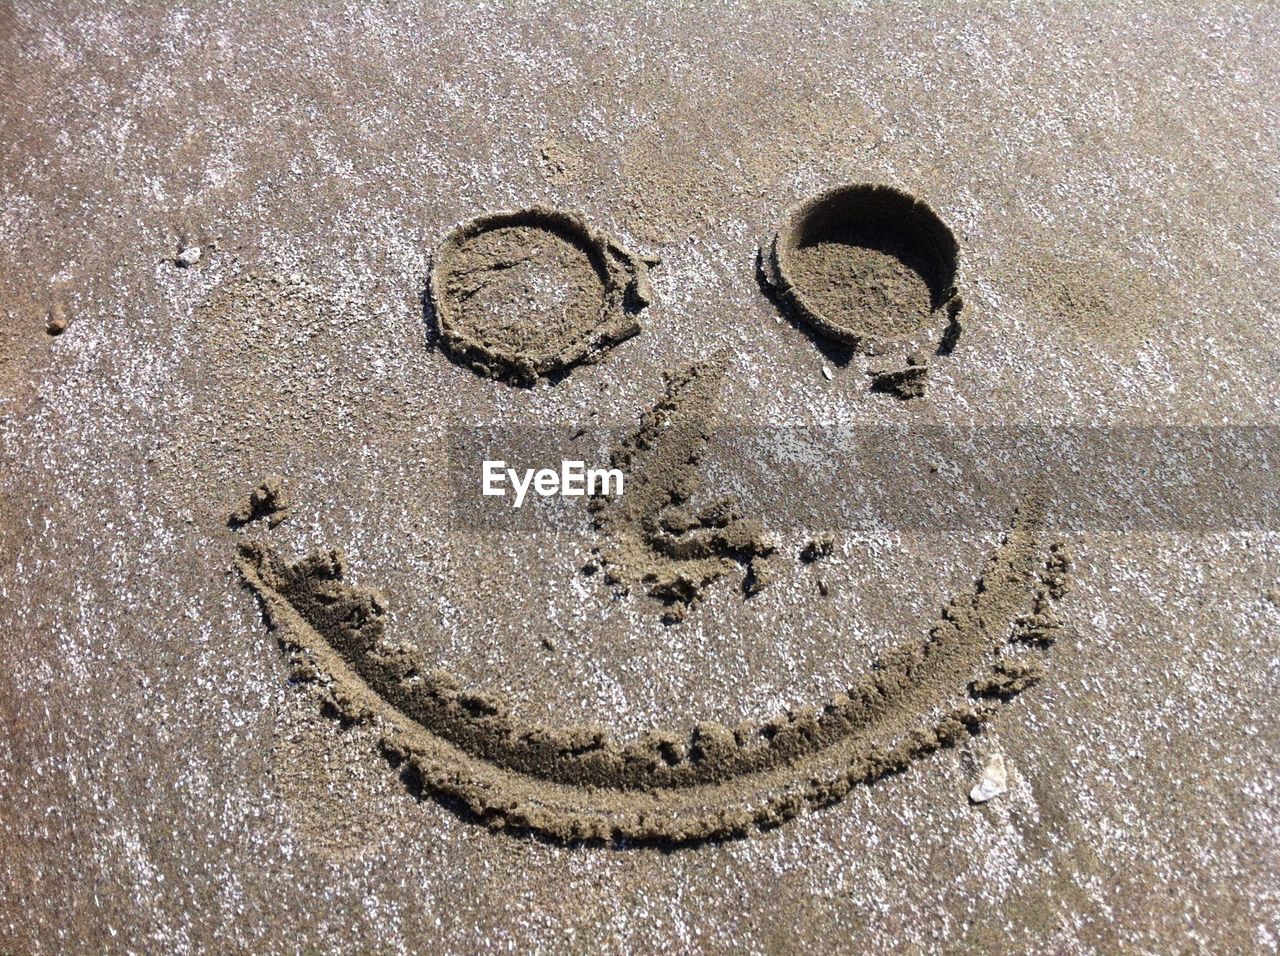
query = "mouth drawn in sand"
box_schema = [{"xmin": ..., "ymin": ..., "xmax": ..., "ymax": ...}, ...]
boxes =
[
  {"xmin": 234, "ymin": 186, "xmax": 1070, "ymax": 843},
  {"xmin": 238, "ymin": 492, "xmax": 1067, "ymax": 845},
  {"xmin": 427, "ymin": 207, "xmax": 656, "ymax": 386}
]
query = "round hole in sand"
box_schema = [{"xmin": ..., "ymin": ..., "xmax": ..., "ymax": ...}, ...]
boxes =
[
  {"xmin": 429, "ymin": 207, "xmax": 648, "ymax": 385},
  {"xmin": 767, "ymin": 184, "xmax": 959, "ymax": 345}
]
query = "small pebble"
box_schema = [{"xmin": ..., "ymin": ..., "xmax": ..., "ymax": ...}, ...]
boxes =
[
  {"xmin": 970, "ymin": 753, "xmax": 1008, "ymax": 803},
  {"xmin": 46, "ymin": 308, "xmax": 68, "ymax": 336},
  {"xmin": 821, "ymin": 365, "xmax": 833, "ymax": 381},
  {"xmin": 176, "ymin": 245, "xmax": 202, "ymax": 267}
]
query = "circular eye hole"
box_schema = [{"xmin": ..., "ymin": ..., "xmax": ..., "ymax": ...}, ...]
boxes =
[
  {"xmin": 765, "ymin": 184, "xmax": 959, "ymax": 346},
  {"xmin": 429, "ymin": 207, "xmax": 651, "ymax": 386}
]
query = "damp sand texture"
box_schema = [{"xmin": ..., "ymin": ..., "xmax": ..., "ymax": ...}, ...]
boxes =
[
  {"xmin": 589, "ymin": 356, "xmax": 778, "ymax": 622},
  {"xmin": 4, "ymin": 4, "xmax": 1278, "ymax": 953}
]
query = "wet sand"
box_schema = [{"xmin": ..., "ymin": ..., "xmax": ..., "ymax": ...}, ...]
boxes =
[{"xmin": 2, "ymin": 2, "xmax": 1278, "ymax": 952}]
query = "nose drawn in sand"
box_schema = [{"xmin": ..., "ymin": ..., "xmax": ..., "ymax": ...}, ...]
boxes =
[
  {"xmin": 587, "ymin": 355, "xmax": 780, "ymax": 623},
  {"xmin": 236, "ymin": 184, "xmax": 1070, "ymax": 844}
]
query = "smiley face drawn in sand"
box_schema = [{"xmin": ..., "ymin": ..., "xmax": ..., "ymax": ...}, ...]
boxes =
[{"xmin": 236, "ymin": 184, "xmax": 1070, "ymax": 844}]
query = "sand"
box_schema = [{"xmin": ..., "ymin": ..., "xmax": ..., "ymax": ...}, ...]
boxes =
[
  {"xmin": 429, "ymin": 207, "xmax": 653, "ymax": 385},
  {"xmin": 236, "ymin": 450, "xmax": 1067, "ymax": 843},
  {"xmin": 761, "ymin": 184, "xmax": 961, "ymax": 348},
  {"xmin": 590, "ymin": 356, "xmax": 778, "ymax": 621},
  {"xmin": 2, "ymin": 2, "xmax": 1279, "ymax": 953}
]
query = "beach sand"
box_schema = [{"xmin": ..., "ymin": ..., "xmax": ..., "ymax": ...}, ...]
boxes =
[{"xmin": 2, "ymin": 2, "xmax": 1278, "ymax": 952}]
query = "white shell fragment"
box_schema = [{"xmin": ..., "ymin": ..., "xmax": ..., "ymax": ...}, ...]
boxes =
[
  {"xmin": 177, "ymin": 245, "xmax": 202, "ymax": 267},
  {"xmin": 821, "ymin": 365, "xmax": 833, "ymax": 381},
  {"xmin": 970, "ymin": 753, "xmax": 1008, "ymax": 803}
]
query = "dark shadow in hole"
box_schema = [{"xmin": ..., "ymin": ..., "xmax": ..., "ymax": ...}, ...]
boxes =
[
  {"xmin": 795, "ymin": 223, "xmax": 948, "ymax": 308},
  {"xmin": 786, "ymin": 185, "xmax": 958, "ymax": 311}
]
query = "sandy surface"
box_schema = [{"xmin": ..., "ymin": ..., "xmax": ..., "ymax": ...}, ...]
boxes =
[{"xmin": 2, "ymin": 1, "xmax": 1279, "ymax": 952}]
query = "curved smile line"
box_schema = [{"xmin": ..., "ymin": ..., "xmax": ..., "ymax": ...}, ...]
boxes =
[{"xmin": 236, "ymin": 488, "xmax": 1068, "ymax": 845}]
